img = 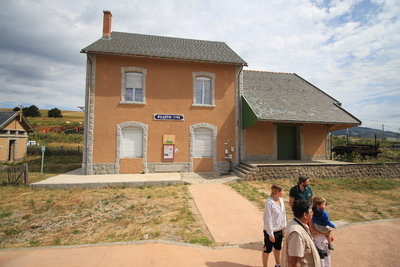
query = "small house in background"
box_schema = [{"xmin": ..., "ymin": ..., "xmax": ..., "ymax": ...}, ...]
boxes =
[{"xmin": 0, "ymin": 111, "xmax": 35, "ymax": 163}]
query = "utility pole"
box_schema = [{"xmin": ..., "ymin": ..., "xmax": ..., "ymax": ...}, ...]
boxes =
[{"xmin": 382, "ymin": 124, "xmax": 385, "ymax": 140}]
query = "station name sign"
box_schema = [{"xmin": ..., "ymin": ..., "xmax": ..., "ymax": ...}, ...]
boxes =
[{"xmin": 153, "ymin": 114, "xmax": 184, "ymax": 121}]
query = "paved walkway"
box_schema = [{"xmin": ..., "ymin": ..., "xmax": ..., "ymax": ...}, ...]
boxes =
[
  {"xmin": 189, "ymin": 184, "xmax": 263, "ymax": 244},
  {"xmin": 30, "ymin": 169, "xmax": 241, "ymax": 188}
]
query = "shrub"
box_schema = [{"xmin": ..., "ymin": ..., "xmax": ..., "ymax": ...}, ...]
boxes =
[
  {"xmin": 14, "ymin": 105, "xmax": 41, "ymax": 117},
  {"xmin": 48, "ymin": 108, "xmax": 63, "ymax": 118},
  {"xmin": 29, "ymin": 132, "xmax": 83, "ymax": 144},
  {"xmin": 27, "ymin": 145, "xmax": 82, "ymax": 156},
  {"xmin": 334, "ymin": 152, "xmax": 360, "ymax": 162}
]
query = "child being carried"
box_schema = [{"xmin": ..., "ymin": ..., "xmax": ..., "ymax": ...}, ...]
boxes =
[{"xmin": 312, "ymin": 196, "xmax": 335, "ymax": 250}]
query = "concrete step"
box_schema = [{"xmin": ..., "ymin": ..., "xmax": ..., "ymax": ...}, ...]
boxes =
[
  {"xmin": 233, "ymin": 169, "xmax": 246, "ymax": 178},
  {"xmin": 240, "ymin": 162, "xmax": 257, "ymax": 169},
  {"xmin": 237, "ymin": 163, "xmax": 256, "ymax": 172}
]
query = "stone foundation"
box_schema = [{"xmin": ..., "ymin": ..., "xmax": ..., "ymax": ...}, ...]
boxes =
[
  {"xmin": 246, "ymin": 163, "xmax": 400, "ymax": 180},
  {"xmin": 215, "ymin": 161, "xmax": 232, "ymax": 172},
  {"xmin": 91, "ymin": 163, "xmax": 117, "ymax": 175},
  {"xmin": 147, "ymin": 162, "xmax": 189, "ymax": 173}
]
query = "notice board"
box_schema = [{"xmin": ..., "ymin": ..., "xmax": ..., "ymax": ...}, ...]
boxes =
[{"xmin": 163, "ymin": 144, "xmax": 174, "ymax": 161}]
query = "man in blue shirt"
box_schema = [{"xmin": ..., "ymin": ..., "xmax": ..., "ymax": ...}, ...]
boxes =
[{"xmin": 289, "ymin": 176, "xmax": 313, "ymax": 208}]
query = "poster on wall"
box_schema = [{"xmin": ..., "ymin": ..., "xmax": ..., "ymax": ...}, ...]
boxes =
[{"xmin": 163, "ymin": 144, "xmax": 174, "ymax": 161}]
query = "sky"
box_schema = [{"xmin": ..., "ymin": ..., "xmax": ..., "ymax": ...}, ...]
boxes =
[{"xmin": 0, "ymin": 0, "xmax": 399, "ymax": 132}]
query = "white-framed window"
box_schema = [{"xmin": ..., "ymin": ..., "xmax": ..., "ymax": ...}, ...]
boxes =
[
  {"xmin": 121, "ymin": 67, "xmax": 147, "ymax": 104},
  {"xmin": 192, "ymin": 72, "xmax": 215, "ymax": 107},
  {"xmin": 121, "ymin": 127, "xmax": 143, "ymax": 158},
  {"xmin": 196, "ymin": 77, "xmax": 211, "ymax": 105},
  {"xmin": 193, "ymin": 127, "xmax": 212, "ymax": 157},
  {"xmin": 125, "ymin": 72, "xmax": 143, "ymax": 102}
]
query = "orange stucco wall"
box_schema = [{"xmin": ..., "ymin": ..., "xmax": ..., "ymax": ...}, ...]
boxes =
[
  {"xmin": 193, "ymin": 158, "xmax": 213, "ymax": 172},
  {"xmin": 92, "ymin": 55, "xmax": 237, "ymax": 172},
  {"xmin": 245, "ymin": 122, "xmax": 275, "ymax": 158},
  {"xmin": 119, "ymin": 158, "xmax": 143, "ymax": 174},
  {"xmin": 303, "ymin": 124, "xmax": 328, "ymax": 156},
  {"xmin": 244, "ymin": 122, "xmax": 328, "ymax": 160}
]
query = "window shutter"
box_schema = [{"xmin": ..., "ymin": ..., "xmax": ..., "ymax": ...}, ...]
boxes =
[
  {"xmin": 121, "ymin": 127, "xmax": 143, "ymax": 157},
  {"xmin": 126, "ymin": 73, "xmax": 142, "ymax": 89},
  {"xmin": 194, "ymin": 128, "xmax": 212, "ymax": 157}
]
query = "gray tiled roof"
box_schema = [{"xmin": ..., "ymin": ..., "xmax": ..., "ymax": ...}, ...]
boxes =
[
  {"xmin": 0, "ymin": 111, "xmax": 35, "ymax": 131},
  {"xmin": 0, "ymin": 111, "xmax": 18, "ymax": 128},
  {"xmin": 242, "ymin": 70, "xmax": 361, "ymax": 125},
  {"xmin": 81, "ymin": 32, "xmax": 247, "ymax": 66}
]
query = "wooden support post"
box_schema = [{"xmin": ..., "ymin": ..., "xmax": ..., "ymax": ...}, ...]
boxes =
[{"xmin": 24, "ymin": 163, "xmax": 29, "ymax": 185}]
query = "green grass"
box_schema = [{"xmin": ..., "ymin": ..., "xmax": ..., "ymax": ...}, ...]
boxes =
[
  {"xmin": 8, "ymin": 154, "xmax": 82, "ymax": 183},
  {"xmin": 228, "ymin": 177, "xmax": 400, "ymax": 223},
  {"xmin": 29, "ymin": 132, "xmax": 83, "ymax": 145},
  {"xmin": 0, "ymin": 211, "xmax": 12, "ymax": 219},
  {"xmin": 190, "ymin": 237, "xmax": 213, "ymax": 246}
]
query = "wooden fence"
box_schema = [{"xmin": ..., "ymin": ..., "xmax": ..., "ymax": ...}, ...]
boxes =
[{"xmin": 0, "ymin": 163, "xmax": 29, "ymax": 185}]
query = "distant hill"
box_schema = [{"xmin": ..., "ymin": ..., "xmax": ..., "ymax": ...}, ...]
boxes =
[
  {"xmin": 332, "ymin": 126, "xmax": 400, "ymax": 139},
  {"xmin": 0, "ymin": 108, "xmax": 84, "ymax": 130}
]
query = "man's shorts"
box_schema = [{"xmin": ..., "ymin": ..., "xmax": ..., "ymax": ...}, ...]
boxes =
[{"xmin": 263, "ymin": 230, "xmax": 283, "ymax": 253}]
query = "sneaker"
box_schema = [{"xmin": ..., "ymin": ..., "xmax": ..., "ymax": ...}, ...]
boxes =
[{"xmin": 328, "ymin": 244, "xmax": 334, "ymax": 250}]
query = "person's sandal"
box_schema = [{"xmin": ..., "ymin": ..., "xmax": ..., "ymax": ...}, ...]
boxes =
[{"xmin": 328, "ymin": 244, "xmax": 334, "ymax": 250}]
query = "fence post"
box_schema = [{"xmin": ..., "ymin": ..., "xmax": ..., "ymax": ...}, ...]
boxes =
[
  {"xmin": 41, "ymin": 146, "xmax": 46, "ymax": 174},
  {"xmin": 24, "ymin": 163, "xmax": 29, "ymax": 185}
]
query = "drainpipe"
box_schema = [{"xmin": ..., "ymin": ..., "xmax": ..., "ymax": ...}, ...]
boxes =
[
  {"xmin": 83, "ymin": 54, "xmax": 93, "ymax": 175},
  {"xmin": 237, "ymin": 66, "xmax": 244, "ymax": 164}
]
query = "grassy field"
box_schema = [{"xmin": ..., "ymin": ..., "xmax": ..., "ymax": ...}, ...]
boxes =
[
  {"xmin": 0, "ymin": 185, "xmax": 211, "ymax": 248},
  {"xmin": 0, "ymin": 177, "xmax": 399, "ymax": 248},
  {"xmin": 229, "ymin": 178, "xmax": 400, "ymax": 223}
]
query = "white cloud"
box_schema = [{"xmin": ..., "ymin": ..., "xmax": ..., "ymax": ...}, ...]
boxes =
[{"xmin": 0, "ymin": 0, "xmax": 398, "ymax": 131}]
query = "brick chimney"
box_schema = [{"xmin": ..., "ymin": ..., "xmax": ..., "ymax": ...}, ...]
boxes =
[{"xmin": 102, "ymin": 10, "xmax": 112, "ymax": 39}]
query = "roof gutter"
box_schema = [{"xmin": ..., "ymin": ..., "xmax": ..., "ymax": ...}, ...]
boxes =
[
  {"xmin": 80, "ymin": 50, "xmax": 247, "ymax": 67},
  {"xmin": 258, "ymin": 118, "xmax": 360, "ymax": 125}
]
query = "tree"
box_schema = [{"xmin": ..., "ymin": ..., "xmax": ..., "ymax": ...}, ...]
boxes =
[
  {"xmin": 25, "ymin": 105, "xmax": 41, "ymax": 117},
  {"xmin": 48, "ymin": 108, "xmax": 63, "ymax": 118}
]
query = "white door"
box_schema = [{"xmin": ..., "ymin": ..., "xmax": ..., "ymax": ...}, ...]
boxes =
[
  {"xmin": 121, "ymin": 127, "xmax": 143, "ymax": 158},
  {"xmin": 194, "ymin": 128, "xmax": 212, "ymax": 158}
]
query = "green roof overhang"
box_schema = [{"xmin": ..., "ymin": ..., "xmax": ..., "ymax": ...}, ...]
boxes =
[{"xmin": 242, "ymin": 96, "xmax": 259, "ymax": 129}]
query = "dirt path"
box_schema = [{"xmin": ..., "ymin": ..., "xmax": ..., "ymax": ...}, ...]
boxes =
[
  {"xmin": 0, "ymin": 219, "xmax": 399, "ymax": 266},
  {"xmin": 331, "ymin": 219, "xmax": 400, "ymax": 266}
]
